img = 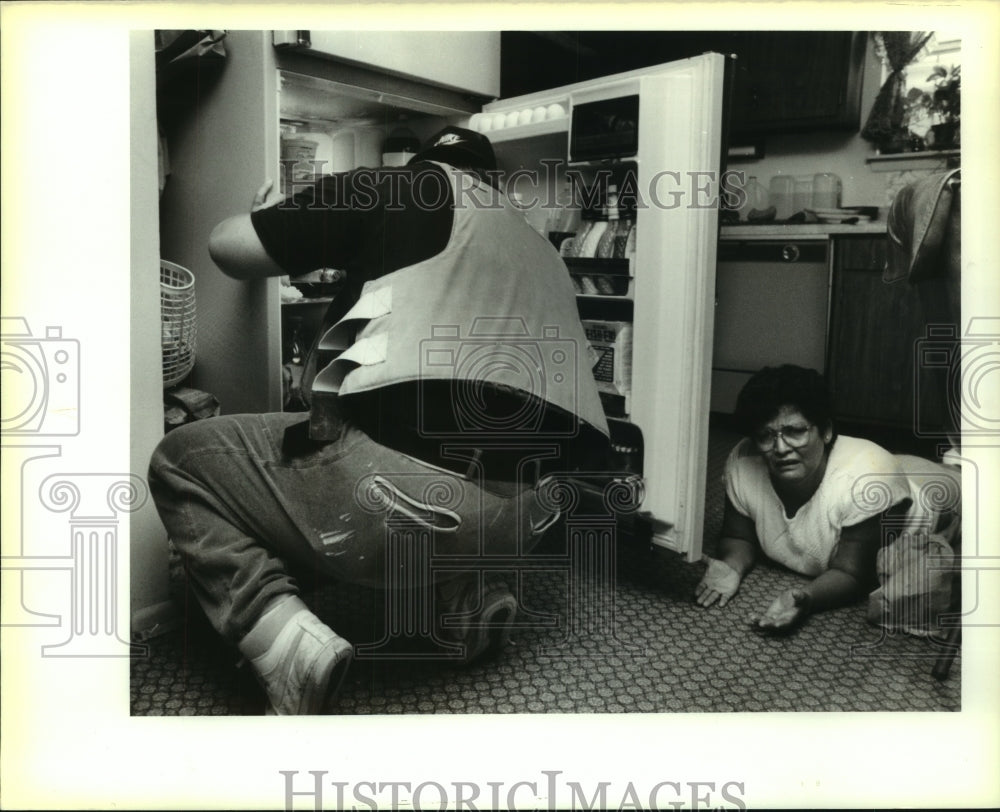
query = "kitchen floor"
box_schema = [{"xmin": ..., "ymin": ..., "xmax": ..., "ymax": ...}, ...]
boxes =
[{"xmin": 130, "ymin": 420, "xmax": 959, "ymax": 715}]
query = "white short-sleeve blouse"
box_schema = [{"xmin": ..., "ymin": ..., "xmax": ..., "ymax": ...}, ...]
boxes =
[{"xmin": 724, "ymin": 435, "xmax": 912, "ymax": 575}]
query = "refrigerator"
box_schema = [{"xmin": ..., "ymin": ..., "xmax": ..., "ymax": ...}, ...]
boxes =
[{"xmin": 158, "ymin": 30, "xmax": 727, "ymax": 562}]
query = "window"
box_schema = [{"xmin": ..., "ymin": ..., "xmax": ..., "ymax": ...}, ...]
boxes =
[{"xmin": 896, "ymin": 33, "xmax": 962, "ymax": 147}]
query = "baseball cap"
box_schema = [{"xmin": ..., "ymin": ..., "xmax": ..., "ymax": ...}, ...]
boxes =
[{"xmin": 408, "ymin": 126, "xmax": 497, "ymax": 173}]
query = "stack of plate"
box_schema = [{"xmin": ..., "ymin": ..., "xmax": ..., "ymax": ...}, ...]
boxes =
[{"xmin": 805, "ymin": 207, "xmax": 876, "ymax": 224}]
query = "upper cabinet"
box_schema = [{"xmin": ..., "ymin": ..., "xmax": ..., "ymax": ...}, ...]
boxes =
[
  {"xmin": 729, "ymin": 31, "xmax": 866, "ymax": 136},
  {"xmin": 500, "ymin": 31, "xmax": 867, "ymax": 138},
  {"xmin": 274, "ymin": 30, "xmax": 501, "ymax": 99}
]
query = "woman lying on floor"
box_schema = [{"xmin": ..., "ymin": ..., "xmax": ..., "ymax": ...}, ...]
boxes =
[{"xmin": 695, "ymin": 364, "xmax": 959, "ymax": 635}]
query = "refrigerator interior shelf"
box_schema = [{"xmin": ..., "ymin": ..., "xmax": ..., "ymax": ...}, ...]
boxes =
[
  {"xmin": 563, "ymin": 257, "xmax": 632, "ymax": 275},
  {"xmin": 572, "ymin": 281, "xmax": 635, "ymax": 298},
  {"xmin": 576, "ymin": 292, "xmax": 634, "ymax": 303},
  {"xmin": 565, "ymin": 257, "xmax": 634, "ymax": 297}
]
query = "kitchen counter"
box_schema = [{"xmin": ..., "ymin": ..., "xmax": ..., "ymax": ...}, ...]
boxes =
[{"xmin": 720, "ymin": 219, "xmax": 887, "ymax": 239}]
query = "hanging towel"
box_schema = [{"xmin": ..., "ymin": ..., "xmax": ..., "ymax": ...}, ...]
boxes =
[{"xmin": 885, "ymin": 168, "xmax": 961, "ymax": 284}]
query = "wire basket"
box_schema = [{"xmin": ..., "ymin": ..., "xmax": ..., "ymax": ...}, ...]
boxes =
[{"xmin": 160, "ymin": 260, "xmax": 197, "ymax": 388}]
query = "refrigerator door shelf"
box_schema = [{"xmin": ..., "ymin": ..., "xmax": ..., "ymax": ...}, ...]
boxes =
[{"xmin": 474, "ymin": 116, "xmax": 569, "ymax": 144}]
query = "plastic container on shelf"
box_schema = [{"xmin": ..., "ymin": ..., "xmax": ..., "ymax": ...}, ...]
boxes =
[{"xmin": 281, "ymin": 131, "xmax": 334, "ymax": 187}]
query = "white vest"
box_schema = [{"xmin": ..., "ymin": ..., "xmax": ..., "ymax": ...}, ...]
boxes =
[{"xmin": 312, "ymin": 163, "xmax": 608, "ymax": 442}]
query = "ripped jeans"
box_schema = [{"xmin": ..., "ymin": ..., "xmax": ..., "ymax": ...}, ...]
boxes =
[{"xmin": 148, "ymin": 412, "xmax": 558, "ymax": 643}]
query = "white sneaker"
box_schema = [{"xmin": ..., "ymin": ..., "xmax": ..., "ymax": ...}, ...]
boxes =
[{"xmin": 250, "ymin": 610, "xmax": 353, "ymax": 715}]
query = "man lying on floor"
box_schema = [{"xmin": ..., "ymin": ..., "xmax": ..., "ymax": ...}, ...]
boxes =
[{"xmin": 148, "ymin": 127, "xmax": 610, "ymax": 715}]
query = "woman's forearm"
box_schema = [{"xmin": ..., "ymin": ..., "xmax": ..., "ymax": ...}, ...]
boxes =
[
  {"xmin": 717, "ymin": 536, "xmax": 757, "ymax": 578},
  {"xmin": 802, "ymin": 568, "xmax": 865, "ymax": 613}
]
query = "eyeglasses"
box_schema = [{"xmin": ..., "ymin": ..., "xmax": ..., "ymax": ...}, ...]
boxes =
[{"xmin": 753, "ymin": 423, "xmax": 813, "ymax": 451}]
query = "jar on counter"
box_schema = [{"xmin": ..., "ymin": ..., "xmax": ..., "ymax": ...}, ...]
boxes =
[
  {"xmin": 812, "ymin": 173, "xmax": 842, "ymax": 209},
  {"xmin": 738, "ymin": 176, "xmax": 768, "ymax": 221},
  {"xmin": 768, "ymin": 176, "xmax": 796, "ymax": 221},
  {"xmin": 793, "ymin": 176, "xmax": 814, "ymax": 214}
]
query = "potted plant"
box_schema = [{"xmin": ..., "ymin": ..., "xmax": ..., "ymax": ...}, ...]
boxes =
[{"xmin": 906, "ymin": 64, "xmax": 961, "ymax": 149}]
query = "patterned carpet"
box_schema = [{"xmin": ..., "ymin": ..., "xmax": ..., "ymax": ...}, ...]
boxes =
[{"xmin": 131, "ymin": 423, "xmax": 961, "ymax": 715}]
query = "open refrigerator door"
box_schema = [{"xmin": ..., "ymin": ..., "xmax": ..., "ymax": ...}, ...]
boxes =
[{"xmin": 475, "ymin": 53, "xmax": 727, "ymax": 560}]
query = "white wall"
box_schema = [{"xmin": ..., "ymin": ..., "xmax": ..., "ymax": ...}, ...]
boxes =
[{"xmin": 130, "ymin": 31, "xmax": 172, "ymax": 633}]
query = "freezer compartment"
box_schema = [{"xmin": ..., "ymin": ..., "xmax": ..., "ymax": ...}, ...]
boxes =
[{"xmin": 569, "ymin": 94, "xmax": 640, "ymax": 162}]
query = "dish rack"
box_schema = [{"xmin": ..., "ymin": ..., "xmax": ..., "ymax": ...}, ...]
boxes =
[{"xmin": 160, "ymin": 260, "xmax": 197, "ymax": 388}]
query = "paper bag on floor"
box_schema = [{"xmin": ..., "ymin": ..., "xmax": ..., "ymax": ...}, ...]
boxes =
[{"xmin": 866, "ymin": 522, "xmax": 958, "ymax": 639}]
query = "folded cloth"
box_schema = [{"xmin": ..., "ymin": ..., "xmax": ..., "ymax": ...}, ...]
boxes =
[{"xmin": 885, "ymin": 168, "xmax": 961, "ymax": 284}]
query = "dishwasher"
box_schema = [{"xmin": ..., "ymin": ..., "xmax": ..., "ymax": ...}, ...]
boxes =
[{"xmin": 710, "ymin": 239, "xmax": 831, "ymax": 414}]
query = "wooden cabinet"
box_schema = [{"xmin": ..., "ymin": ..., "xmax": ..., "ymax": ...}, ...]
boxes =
[
  {"xmin": 729, "ymin": 31, "xmax": 866, "ymax": 136},
  {"xmin": 826, "ymin": 236, "xmax": 944, "ymax": 429}
]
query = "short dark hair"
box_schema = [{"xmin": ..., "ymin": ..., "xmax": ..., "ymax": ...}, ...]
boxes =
[{"xmin": 733, "ymin": 365, "xmax": 835, "ymax": 439}]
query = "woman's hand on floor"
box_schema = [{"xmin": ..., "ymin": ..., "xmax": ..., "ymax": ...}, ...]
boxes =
[
  {"xmin": 752, "ymin": 588, "xmax": 811, "ymax": 634},
  {"xmin": 695, "ymin": 557, "xmax": 742, "ymax": 608}
]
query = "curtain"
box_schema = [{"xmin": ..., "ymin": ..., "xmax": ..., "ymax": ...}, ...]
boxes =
[{"xmin": 861, "ymin": 31, "xmax": 934, "ymax": 146}]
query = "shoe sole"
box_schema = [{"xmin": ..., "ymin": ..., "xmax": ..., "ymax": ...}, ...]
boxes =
[{"xmin": 462, "ymin": 590, "xmax": 518, "ymax": 665}]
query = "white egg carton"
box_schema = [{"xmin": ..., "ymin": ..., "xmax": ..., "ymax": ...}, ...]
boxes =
[{"xmin": 468, "ymin": 103, "xmax": 569, "ymax": 141}]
